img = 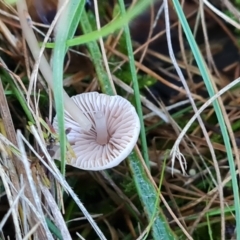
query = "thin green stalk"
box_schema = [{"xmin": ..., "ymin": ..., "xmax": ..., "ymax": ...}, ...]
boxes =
[
  {"xmin": 52, "ymin": 0, "xmax": 86, "ymax": 175},
  {"xmin": 118, "ymin": 0, "xmax": 150, "ymax": 169},
  {"xmin": 172, "ymin": 0, "xmax": 240, "ymax": 238},
  {"xmin": 206, "ymin": 214, "xmax": 214, "ymax": 240}
]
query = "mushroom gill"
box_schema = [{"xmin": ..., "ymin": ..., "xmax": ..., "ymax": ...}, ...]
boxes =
[{"xmin": 93, "ymin": 111, "xmax": 109, "ymax": 145}]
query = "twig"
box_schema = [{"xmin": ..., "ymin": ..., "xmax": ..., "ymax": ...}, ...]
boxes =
[{"xmin": 203, "ymin": 0, "xmax": 240, "ymax": 29}]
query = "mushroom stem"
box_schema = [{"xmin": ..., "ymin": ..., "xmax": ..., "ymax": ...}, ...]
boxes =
[
  {"xmin": 16, "ymin": 0, "xmax": 92, "ymax": 131},
  {"xmin": 94, "ymin": 112, "xmax": 109, "ymax": 145}
]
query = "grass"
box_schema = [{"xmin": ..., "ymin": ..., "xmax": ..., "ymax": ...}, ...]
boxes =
[{"xmin": 0, "ymin": 0, "xmax": 240, "ymax": 239}]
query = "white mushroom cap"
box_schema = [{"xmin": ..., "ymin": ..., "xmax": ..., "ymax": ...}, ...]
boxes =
[{"xmin": 52, "ymin": 92, "xmax": 140, "ymax": 171}]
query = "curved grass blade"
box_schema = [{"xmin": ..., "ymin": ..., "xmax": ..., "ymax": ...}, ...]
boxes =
[
  {"xmin": 45, "ymin": 0, "xmax": 153, "ymax": 48},
  {"xmin": 172, "ymin": 0, "xmax": 240, "ymax": 238},
  {"xmin": 52, "ymin": 0, "xmax": 86, "ymax": 175}
]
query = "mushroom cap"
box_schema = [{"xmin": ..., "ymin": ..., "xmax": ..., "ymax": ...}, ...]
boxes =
[{"xmin": 52, "ymin": 92, "xmax": 140, "ymax": 171}]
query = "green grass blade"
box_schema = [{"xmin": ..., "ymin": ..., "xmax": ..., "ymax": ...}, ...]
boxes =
[
  {"xmin": 118, "ymin": 0, "xmax": 150, "ymax": 169},
  {"xmin": 128, "ymin": 151, "xmax": 175, "ymax": 239},
  {"xmin": 172, "ymin": 0, "xmax": 240, "ymax": 238},
  {"xmin": 45, "ymin": 0, "xmax": 153, "ymax": 48},
  {"xmin": 80, "ymin": 9, "xmax": 115, "ymax": 96},
  {"xmin": 52, "ymin": 0, "xmax": 86, "ymax": 175},
  {"xmin": 45, "ymin": 217, "xmax": 63, "ymax": 240}
]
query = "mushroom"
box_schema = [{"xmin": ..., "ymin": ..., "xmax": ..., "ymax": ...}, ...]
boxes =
[{"xmin": 52, "ymin": 92, "xmax": 140, "ymax": 170}]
